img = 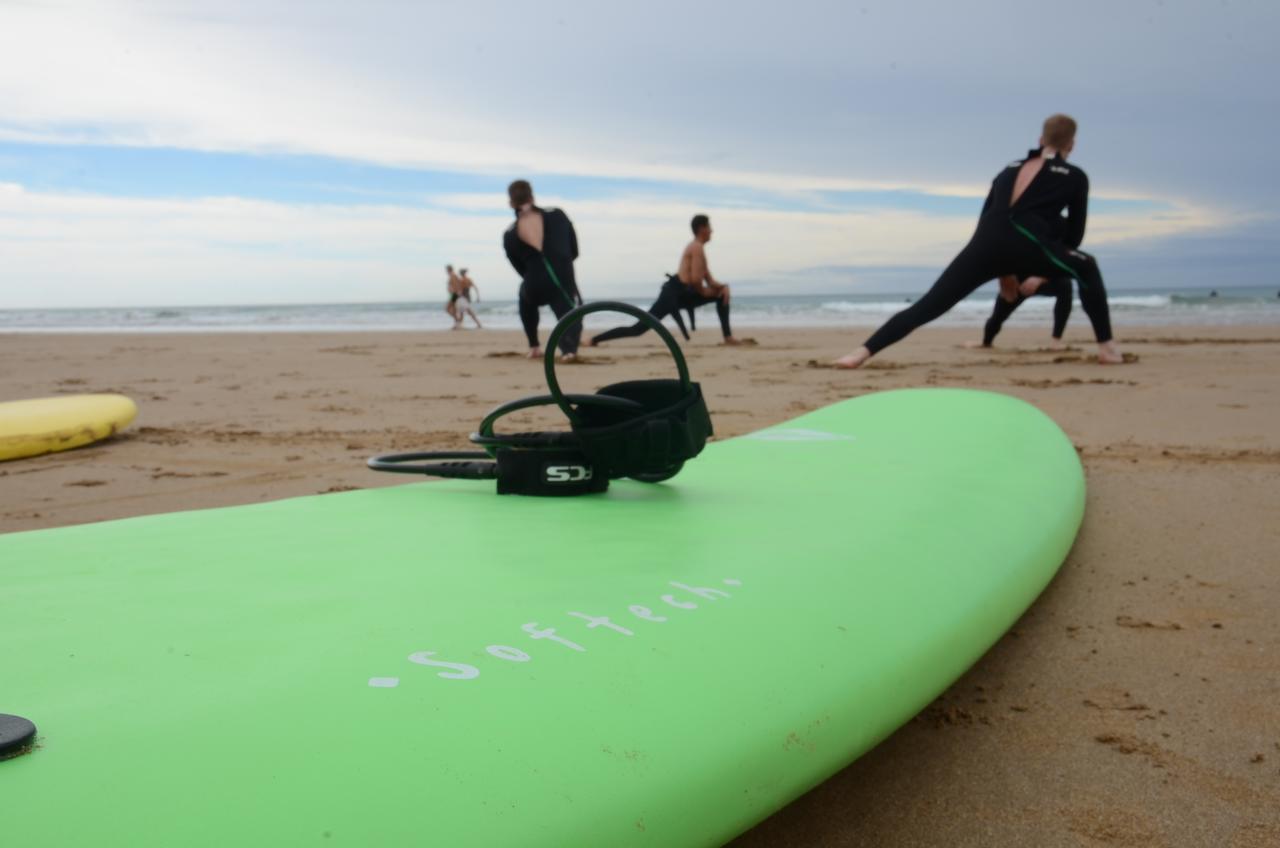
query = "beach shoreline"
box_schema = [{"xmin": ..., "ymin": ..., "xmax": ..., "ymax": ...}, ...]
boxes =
[{"xmin": 3, "ymin": 323, "xmax": 1278, "ymax": 845}]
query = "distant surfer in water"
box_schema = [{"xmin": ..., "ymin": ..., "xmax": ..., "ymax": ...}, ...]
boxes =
[
  {"xmin": 591, "ymin": 214, "xmax": 741, "ymax": 346},
  {"xmin": 834, "ymin": 114, "xmax": 1123, "ymax": 367},
  {"xmin": 451, "ymin": 269, "xmax": 482, "ymax": 329},
  {"xmin": 503, "ymin": 180, "xmax": 583, "ymax": 360},
  {"xmin": 973, "ymin": 274, "xmax": 1074, "ymax": 349}
]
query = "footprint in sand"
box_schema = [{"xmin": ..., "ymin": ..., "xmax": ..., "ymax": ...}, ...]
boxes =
[
  {"xmin": 1052, "ymin": 352, "xmax": 1141, "ymax": 364},
  {"xmin": 804, "ymin": 359, "xmax": 906, "ymax": 370},
  {"xmin": 149, "ymin": 470, "xmax": 229, "ymax": 480},
  {"xmin": 558, "ymin": 357, "xmax": 612, "ymax": 366}
]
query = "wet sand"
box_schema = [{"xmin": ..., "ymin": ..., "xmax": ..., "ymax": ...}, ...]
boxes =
[{"xmin": 2, "ymin": 324, "xmax": 1278, "ymax": 845}]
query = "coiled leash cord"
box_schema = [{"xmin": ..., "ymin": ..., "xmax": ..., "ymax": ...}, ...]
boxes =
[{"xmin": 367, "ymin": 301, "xmax": 713, "ymax": 495}]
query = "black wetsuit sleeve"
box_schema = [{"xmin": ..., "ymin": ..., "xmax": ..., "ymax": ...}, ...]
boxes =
[
  {"xmin": 980, "ymin": 181, "xmax": 996, "ymax": 217},
  {"xmin": 503, "ymin": 229, "xmax": 526, "ymax": 278},
  {"xmin": 567, "ymin": 214, "xmax": 579, "ymax": 261},
  {"xmin": 1064, "ymin": 173, "xmax": 1089, "ymax": 249}
]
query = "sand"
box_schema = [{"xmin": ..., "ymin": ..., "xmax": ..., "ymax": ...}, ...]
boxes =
[{"xmin": 2, "ymin": 323, "xmax": 1278, "ymax": 846}]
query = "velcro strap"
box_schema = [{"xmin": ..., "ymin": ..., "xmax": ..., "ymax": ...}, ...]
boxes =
[{"xmin": 495, "ymin": 448, "xmax": 609, "ymax": 496}]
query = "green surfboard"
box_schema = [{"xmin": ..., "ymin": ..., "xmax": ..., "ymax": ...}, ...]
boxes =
[{"xmin": 1, "ymin": 389, "xmax": 1083, "ymax": 847}]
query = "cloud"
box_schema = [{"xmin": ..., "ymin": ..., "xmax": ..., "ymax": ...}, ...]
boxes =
[
  {"xmin": 3, "ymin": 1, "xmax": 1274, "ymax": 205},
  {"xmin": 1, "ymin": 2, "xmax": 1273, "ymax": 306},
  {"xmin": 0, "ymin": 179, "xmax": 1235, "ymax": 307}
]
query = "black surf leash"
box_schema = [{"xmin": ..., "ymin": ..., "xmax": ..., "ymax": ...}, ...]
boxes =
[{"xmin": 367, "ymin": 301, "xmax": 713, "ymax": 496}]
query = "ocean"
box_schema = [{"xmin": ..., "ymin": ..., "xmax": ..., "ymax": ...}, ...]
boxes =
[{"xmin": 2, "ymin": 288, "xmax": 1278, "ymax": 333}]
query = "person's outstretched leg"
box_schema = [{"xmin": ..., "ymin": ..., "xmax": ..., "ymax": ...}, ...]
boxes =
[
  {"xmin": 591, "ymin": 281, "xmax": 681, "ymax": 345},
  {"xmin": 836, "ymin": 243, "xmax": 991, "ymax": 368},
  {"xmin": 591, "ymin": 320, "xmax": 649, "ymax": 344}
]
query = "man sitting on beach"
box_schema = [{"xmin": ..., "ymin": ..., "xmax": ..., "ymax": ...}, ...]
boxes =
[
  {"xmin": 834, "ymin": 114, "xmax": 1123, "ymax": 368},
  {"xmin": 451, "ymin": 269, "xmax": 482, "ymax": 329},
  {"xmin": 591, "ymin": 214, "xmax": 741, "ymax": 346},
  {"xmin": 503, "ymin": 180, "xmax": 583, "ymax": 360}
]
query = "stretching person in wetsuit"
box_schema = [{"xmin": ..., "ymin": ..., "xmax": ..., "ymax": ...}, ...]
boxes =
[
  {"xmin": 834, "ymin": 114, "xmax": 1123, "ymax": 367},
  {"xmin": 503, "ymin": 180, "xmax": 583, "ymax": 360},
  {"xmin": 976, "ymin": 274, "xmax": 1074, "ymax": 348},
  {"xmin": 591, "ymin": 214, "xmax": 740, "ymax": 346},
  {"xmin": 976, "ymin": 193, "xmax": 1076, "ymax": 347}
]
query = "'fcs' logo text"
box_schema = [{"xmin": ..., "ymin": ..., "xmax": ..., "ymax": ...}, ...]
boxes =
[{"xmin": 545, "ymin": 464, "xmax": 593, "ymax": 483}]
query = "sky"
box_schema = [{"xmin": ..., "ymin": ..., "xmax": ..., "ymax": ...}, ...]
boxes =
[{"xmin": 1, "ymin": 0, "xmax": 1276, "ymax": 308}]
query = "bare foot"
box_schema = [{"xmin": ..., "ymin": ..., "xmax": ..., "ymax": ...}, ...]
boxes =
[
  {"xmin": 833, "ymin": 346, "xmax": 872, "ymax": 369},
  {"xmin": 1097, "ymin": 341, "xmax": 1124, "ymax": 364},
  {"xmin": 559, "ymin": 352, "xmax": 579, "ymax": 363},
  {"xmin": 962, "ymin": 340, "xmax": 991, "ymax": 349},
  {"xmin": 1047, "ymin": 337, "xmax": 1069, "ymax": 351},
  {"xmin": 526, "ymin": 347, "xmax": 543, "ymax": 359},
  {"xmin": 722, "ymin": 336, "xmax": 743, "ymax": 346},
  {"xmin": 587, "ymin": 336, "xmax": 599, "ymax": 347}
]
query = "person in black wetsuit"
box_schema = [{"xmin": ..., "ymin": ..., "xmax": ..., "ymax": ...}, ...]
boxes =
[
  {"xmin": 835, "ymin": 114, "xmax": 1123, "ymax": 367},
  {"xmin": 590, "ymin": 214, "xmax": 740, "ymax": 346},
  {"xmin": 977, "ymin": 275, "xmax": 1080, "ymax": 348},
  {"xmin": 503, "ymin": 180, "xmax": 583, "ymax": 360},
  {"xmin": 589, "ymin": 273, "xmax": 693, "ymax": 345},
  {"xmin": 978, "ymin": 184, "xmax": 1079, "ymax": 348},
  {"xmin": 979, "ymin": 274, "xmax": 1074, "ymax": 348}
]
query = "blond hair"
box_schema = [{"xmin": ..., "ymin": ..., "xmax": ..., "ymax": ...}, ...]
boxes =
[{"xmin": 1042, "ymin": 114, "xmax": 1077, "ymax": 149}]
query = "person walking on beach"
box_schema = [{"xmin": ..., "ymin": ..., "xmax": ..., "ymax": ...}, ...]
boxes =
[
  {"xmin": 503, "ymin": 180, "xmax": 583, "ymax": 360},
  {"xmin": 451, "ymin": 268, "xmax": 482, "ymax": 329},
  {"xmin": 444, "ymin": 264, "xmax": 463, "ymax": 322},
  {"xmin": 975, "ymin": 274, "xmax": 1074, "ymax": 349},
  {"xmin": 834, "ymin": 114, "xmax": 1123, "ymax": 367},
  {"xmin": 591, "ymin": 214, "xmax": 740, "ymax": 346}
]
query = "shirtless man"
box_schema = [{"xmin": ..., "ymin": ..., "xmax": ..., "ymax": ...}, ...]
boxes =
[
  {"xmin": 444, "ymin": 264, "xmax": 463, "ymax": 322},
  {"xmin": 591, "ymin": 214, "xmax": 740, "ymax": 346},
  {"xmin": 502, "ymin": 180, "xmax": 583, "ymax": 360},
  {"xmin": 452, "ymin": 268, "xmax": 482, "ymax": 329},
  {"xmin": 677, "ymin": 215, "xmax": 738, "ymax": 344},
  {"xmin": 834, "ymin": 114, "xmax": 1122, "ymax": 368}
]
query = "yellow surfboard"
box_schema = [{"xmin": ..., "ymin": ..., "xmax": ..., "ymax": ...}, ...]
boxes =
[{"xmin": 0, "ymin": 394, "xmax": 137, "ymax": 462}]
